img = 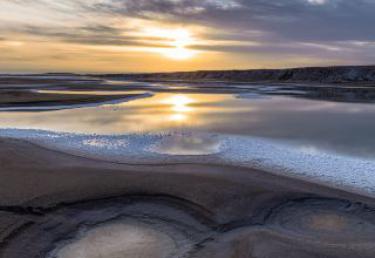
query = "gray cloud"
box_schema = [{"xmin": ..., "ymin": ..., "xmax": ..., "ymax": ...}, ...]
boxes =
[
  {"xmin": 1, "ymin": 0, "xmax": 375, "ymax": 66},
  {"xmin": 3, "ymin": 0, "xmax": 375, "ymax": 42},
  {"xmin": 79, "ymin": 0, "xmax": 375, "ymax": 42},
  {"xmin": 12, "ymin": 25, "xmax": 171, "ymax": 48}
]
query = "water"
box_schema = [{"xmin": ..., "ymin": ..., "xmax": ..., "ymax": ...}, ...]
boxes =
[{"xmin": 1, "ymin": 85, "xmax": 375, "ymax": 159}]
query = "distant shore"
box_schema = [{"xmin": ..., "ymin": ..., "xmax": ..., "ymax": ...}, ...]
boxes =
[{"xmin": 94, "ymin": 65, "xmax": 375, "ymax": 85}]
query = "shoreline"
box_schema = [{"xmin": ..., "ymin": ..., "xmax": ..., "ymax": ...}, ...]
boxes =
[
  {"xmin": 1, "ymin": 129, "xmax": 374, "ymax": 199},
  {"xmin": 94, "ymin": 65, "xmax": 375, "ymax": 85},
  {"xmin": 0, "ymin": 90, "xmax": 152, "ymax": 111}
]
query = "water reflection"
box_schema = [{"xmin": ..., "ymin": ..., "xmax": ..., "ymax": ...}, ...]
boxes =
[
  {"xmin": 1, "ymin": 92, "xmax": 375, "ymax": 158},
  {"xmin": 162, "ymin": 95, "xmax": 195, "ymax": 122},
  {"xmin": 0, "ymin": 93, "xmax": 231, "ymax": 133},
  {"xmin": 169, "ymin": 113, "xmax": 188, "ymax": 122},
  {"xmin": 150, "ymin": 133, "xmax": 222, "ymax": 155}
]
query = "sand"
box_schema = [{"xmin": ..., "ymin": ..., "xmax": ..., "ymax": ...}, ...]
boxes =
[
  {"xmin": 0, "ymin": 90, "xmax": 152, "ymax": 111},
  {"xmin": 1, "ymin": 137, "xmax": 375, "ymax": 258}
]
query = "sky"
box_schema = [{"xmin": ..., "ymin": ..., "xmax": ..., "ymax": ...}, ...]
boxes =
[{"xmin": 0, "ymin": 0, "xmax": 374, "ymax": 73}]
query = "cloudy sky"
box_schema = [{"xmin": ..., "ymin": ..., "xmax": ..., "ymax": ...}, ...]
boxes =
[{"xmin": 0, "ymin": 0, "xmax": 374, "ymax": 73}]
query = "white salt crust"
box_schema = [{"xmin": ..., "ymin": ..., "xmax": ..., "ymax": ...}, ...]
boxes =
[{"xmin": 1, "ymin": 129, "xmax": 374, "ymax": 198}]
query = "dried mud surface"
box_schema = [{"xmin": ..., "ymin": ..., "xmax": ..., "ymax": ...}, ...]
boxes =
[{"xmin": 1, "ymin": 138, "xmax": 375, "ymax": 258}]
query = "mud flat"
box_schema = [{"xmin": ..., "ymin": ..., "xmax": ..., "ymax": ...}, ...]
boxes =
[
  {"xmin": 1, "ymin": 131, "xmax": 375, "ymax": 258},
  {"xmin": 0, "ymin": 90, "xmax": 152, "ymax": 111}
]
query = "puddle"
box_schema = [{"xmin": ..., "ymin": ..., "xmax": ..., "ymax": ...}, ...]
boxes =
[
  {"xmin": 150, "ymin": 133, "xmax": 223, "ymax": 155},
  {"xmin": 51, "ymin": 222, "xmax": 179, "ymax": 258}
]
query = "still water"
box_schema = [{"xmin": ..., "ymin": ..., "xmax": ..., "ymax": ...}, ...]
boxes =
[{"xmin": 1, "ymin": 90, "xmax": 375, "ymax": 158}]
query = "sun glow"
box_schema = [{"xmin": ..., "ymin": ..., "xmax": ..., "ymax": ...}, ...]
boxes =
[
  {"xmin": 162, "ymin": 47, "xmax": 195, "ymax": 60},
  {"xmin": 145, "ymin": 28, "xmax": 197, "ymax": 60}
]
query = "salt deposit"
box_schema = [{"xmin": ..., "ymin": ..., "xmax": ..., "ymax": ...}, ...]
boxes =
[{"xmin": 1, "ymin": 128, "xmax": 374, "ymax": 198}]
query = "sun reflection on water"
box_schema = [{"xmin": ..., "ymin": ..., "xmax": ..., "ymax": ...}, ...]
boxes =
[
  {"xmin": 162, "ymin": 95, "xmax": 195, "ymax": 122},
  {"xmin": 0, "ymin": 92, "xmax": 233, "ymax": 134},
  {"xmin": 169, "ymin": 113, "xmax": 188, "ymax": 122}
]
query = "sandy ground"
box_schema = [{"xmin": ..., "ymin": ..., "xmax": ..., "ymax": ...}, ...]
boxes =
[
  {"xmin": 0, "ymin": 90, "xmax": 150, "ymax": 110},
  {"xmin": 1, "ymin": 138, "xmax": 375, "ymax": 258}
]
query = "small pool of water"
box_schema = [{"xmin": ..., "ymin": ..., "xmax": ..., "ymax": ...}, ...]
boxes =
[
  {"xmin": 149, "ymin": 133, "xmax": 223, "ymax": 155},
  {"xmin": 51, "ymin": 222, "xmax": 179, "ymax": 258},
  {"xmin": 1, "ymin": 89, "xmax": 375, "ymax": 158}
]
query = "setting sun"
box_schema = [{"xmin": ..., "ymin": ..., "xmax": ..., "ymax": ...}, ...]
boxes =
[
  {"xmin": 162, "ymin": 47, "xmax": 196, "ymax": 60},
  {"xmin": 145, "ymin": 28, "xmax": 197, "ymax": 60}
]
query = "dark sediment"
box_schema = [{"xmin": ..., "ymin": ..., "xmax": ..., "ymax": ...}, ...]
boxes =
[
  {"xmin": 0, "ymin": 90, "xmax": 150, "ymax": 111},
  {"xmin": 1, "ymin": 138, "xmax": 375, "ymax": 258}
]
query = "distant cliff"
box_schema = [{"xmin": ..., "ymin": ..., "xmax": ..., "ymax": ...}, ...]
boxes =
[{"xmin": 98, "ymin": 66, "xmax": 375, "ymax": 83}]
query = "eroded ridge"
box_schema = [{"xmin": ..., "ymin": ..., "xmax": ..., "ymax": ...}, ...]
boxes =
[{"xmin": 1, "ymin": 195, "xmax": 375, "ymax": 258}]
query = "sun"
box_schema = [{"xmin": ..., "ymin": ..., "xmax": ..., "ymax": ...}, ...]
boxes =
[
  {"xmin": 162, "ymin": 46, "xmax": 195, "ymax": 60},
  {"xmin": 145, "ymin": 28, "xmax": 197, "ymax": 60}
]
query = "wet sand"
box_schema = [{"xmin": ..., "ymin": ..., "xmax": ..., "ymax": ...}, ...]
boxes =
[
  {"xmin": 1, "ymin": 137, "xmax": 375, "ymax": 258},
  {"xmin": 0, "ymin": 90, "xmax": 150, "ymax": 111}
]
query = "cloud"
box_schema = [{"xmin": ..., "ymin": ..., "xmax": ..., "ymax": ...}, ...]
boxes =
[
  {"xmin": 307, "ymin": 0, "xmax": 327, "ymax": 5},
  {"xmin": 0, "ymin": 0, "xmax": 375, "ymax": 71},
  {"xmin": 2, "ymin": 0, "xmax": 375, "ymax": 43},
  {"xmin": 69, "ymin": 0, "xmax": 375, "ymax": 42},
  {"xmin": 18, "ymin": 25, "xmax": 171, "ymax": 48}
]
